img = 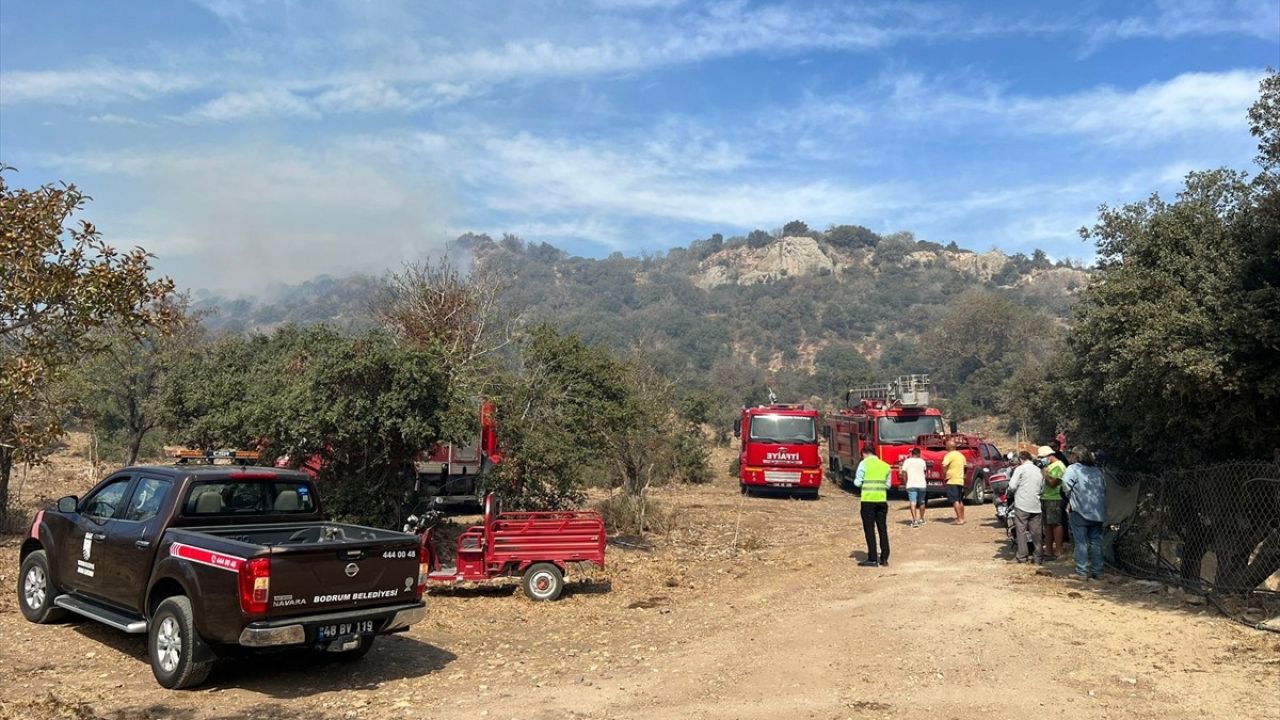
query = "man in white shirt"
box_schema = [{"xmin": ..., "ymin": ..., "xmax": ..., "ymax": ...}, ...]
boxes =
[
  {"xmin": 901, "ymin": 447, "xmax": 928, "ymax": 528},
  {"xmin": 1006, "ymin": 450, "xmax": 1045, "ymax": 564}
]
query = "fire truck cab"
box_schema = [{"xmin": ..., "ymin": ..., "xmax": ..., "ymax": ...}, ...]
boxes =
[
  {"xmin": 824, "ymin": 375, "xmax": 946, "ymax": 491},
  {"xmin": 734, "ymin": 402, "xmax": 823, "ymax": 499}
]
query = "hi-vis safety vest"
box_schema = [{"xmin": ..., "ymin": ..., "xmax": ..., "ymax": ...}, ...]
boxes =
[{"xmin": 861, "ymin": 457, "xmax": 891, "ymax": 503}]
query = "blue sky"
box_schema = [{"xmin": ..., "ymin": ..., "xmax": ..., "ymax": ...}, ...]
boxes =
[{"xmin": 1, "ymin": 1, "xmax": 1277, "ymax": 290}]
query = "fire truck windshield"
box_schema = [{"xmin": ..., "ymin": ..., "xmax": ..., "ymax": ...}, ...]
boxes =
[
  {"xmin": 877, "ymin": 415, "xmax": 944, "ymax": 444},
  {"xmin": 749, "ymin": 415, "xmax": 816, "ymax": 444}
]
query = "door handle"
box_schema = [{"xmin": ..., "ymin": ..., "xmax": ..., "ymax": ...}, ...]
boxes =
[
  {"xmin": 92, "ymin": 533, "xmax": 107, "ymax": 541},
  {"xmin": 135, "ymin": 539, "xmax": 152, "ymax": 549}
]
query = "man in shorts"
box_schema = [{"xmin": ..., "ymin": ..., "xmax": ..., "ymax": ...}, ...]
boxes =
[
  {"xmin": 1038, "ymin": 445, "xmax": 1067, "ymax": 559},
  {"xmin": 902, "ymin": 447, "xmax": 928, "ymax": 527},
  {"xmin": 942, "ymin": 440, "xmax": 967, "ymax": 525}
]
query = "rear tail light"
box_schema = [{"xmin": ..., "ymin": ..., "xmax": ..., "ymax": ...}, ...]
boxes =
[
  {"xmin": 416, "ymin": 540, "xmax": 431, "ymax": 596},
  {"xmin": 238, "ymin": 557, "xmax": 270, "ymax": 616}
]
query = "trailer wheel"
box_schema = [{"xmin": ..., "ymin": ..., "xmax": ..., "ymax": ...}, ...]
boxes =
[
  {"xmin": 521, "ymin": 563, "xmax": 564, "ymax": 601},
  {"xmin": 18, "ymin": 550, "xmax": 67, "ymax": 624},
  {"xmin": 150, "ymin": 596, "xmax": 213, "ymax": 689}
]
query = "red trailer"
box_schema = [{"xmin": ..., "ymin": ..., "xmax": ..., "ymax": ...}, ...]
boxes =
[{"xmin": 410, "ymin": 494, "xmax": 606, "ymax": 601}]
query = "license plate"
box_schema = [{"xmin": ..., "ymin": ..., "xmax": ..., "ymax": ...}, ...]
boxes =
[
  {"xmin": 763, "ymin": 471, "xmax": 801, "ymax": 485},
  {"xmin": 316, "ymin": 620, "xmax": 374, "ymax": 640}
]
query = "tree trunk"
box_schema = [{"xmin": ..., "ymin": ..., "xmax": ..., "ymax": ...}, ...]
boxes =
[
  {"xmin": 126, "ymin": 427, "xmax": 144, "ymax": 466},
  {"xmin": 0, "ymin": 446, "xmax": 12, "ymax": 529}
]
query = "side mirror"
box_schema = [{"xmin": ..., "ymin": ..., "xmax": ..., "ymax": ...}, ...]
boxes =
[
  {"xmin": 732, "ymin": 419, "xmax": 741, "ymax": 439},
  {"xmin": 57, "ymin": 496, "xmax": 78, "ymax": 513}
]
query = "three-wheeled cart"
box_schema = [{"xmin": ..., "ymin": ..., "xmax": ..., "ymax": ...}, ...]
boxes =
[{"xmin": 412, "ymin": 494, "xmax": 606, "ymax": 601}]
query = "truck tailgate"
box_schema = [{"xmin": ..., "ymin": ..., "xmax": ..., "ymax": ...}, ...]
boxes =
[{"xmin": 266, "ymin": 537, "xmax": 421, "ymax": 618}]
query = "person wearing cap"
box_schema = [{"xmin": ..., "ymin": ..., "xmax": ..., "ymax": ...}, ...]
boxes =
[{"xmin": 1038, "ymin": 445, "xmax": 1066, "ymax": 560}]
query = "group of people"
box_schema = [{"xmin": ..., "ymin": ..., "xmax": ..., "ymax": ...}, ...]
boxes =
[
  {"xmin": 849, "ymin": 439, "xmax": 1108, "ymax": 580},
  {"xmin": 1007, "ymin": 443, "xmax": 1107, "ymax": 579}
]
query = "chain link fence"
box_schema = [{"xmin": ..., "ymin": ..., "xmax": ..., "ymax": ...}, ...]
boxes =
[{"xmin": 1104, "ymin": 461, "xmax": 1280, "ymax": 631}]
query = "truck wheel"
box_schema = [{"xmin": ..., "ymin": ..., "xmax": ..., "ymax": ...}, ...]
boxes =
[
  {"xmin": 968, "ymin": 481, "xmax": 987, "ymax": 505},
  {"xmin": 18, "ymin": 550, "xmax": 67, "ymax": 624},
  {"xmin": 150, "ymin": 596, "xmax": 213, "ymax": 689},
  {"xmin": 521, "ymin": 563, "xmax": 564, "ymax": 601}
]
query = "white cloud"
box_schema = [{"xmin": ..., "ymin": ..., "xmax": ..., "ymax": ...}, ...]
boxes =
[
  {"xmin": 0, "ymin": 68, "xmax": 196, "ymax": 104},
  {"xmin": 1087, "ymin": 0, "xmax": 1279, "ymax": 47},
  {"xmin": 173, "ymin": 88, "xmax": 318, "ymax": 123},
  {"xmin": 87, "ymin": 113, "xmax": 155, "ymax": 127},
  {"xmin": 1012, "ymin": 70, "xmax": 1265, "ymax": 143},
  {"xmin": 313, "ymin": 81, "xmax": 413, "ymax": 113},
  {"xmin": 868, "ymin": 68, "xmax": 1265, "ymax": 146}
]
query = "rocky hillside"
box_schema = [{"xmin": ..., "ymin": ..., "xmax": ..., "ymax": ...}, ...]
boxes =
[{"xmin": 195, "ymin": 226, "xmax": 1091, "ymax": 404}]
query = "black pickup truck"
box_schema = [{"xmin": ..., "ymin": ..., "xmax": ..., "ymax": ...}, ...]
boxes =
[{"xmin": 17, "ymin": 460, "xmax": 427, "ymax": 688}]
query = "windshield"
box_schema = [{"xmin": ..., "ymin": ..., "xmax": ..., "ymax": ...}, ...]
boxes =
[
  {"xmin": 877, "ymin": 415, "xmax": 944, "ymax": 444},
  {"xmin": 184, "ymin": 480, "xmax": 316, "ymax": 516},
  {"xmin": 749, "ymin": 415, "xmax": 816, "ymax": 444}
]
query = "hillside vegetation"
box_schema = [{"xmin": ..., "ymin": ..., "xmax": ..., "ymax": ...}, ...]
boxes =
[{"xmin": 194, "ymin": 226, "xmax": 1088, "ymax": 418}]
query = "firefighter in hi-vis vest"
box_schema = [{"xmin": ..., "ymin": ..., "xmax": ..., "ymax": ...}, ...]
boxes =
[{"xmin": 853, "ymin": 446, "xmax": 892, "ymax": 567}]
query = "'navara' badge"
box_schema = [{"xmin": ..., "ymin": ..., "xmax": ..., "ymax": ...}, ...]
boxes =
[{"xmin": 344, "ymin": 562, "xmax": 359, "ymax": 578}]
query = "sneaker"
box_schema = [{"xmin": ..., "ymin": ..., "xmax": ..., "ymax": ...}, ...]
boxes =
[{"xmin": 857, "ymin": 559, "xmax": 879, "ymax": 567}]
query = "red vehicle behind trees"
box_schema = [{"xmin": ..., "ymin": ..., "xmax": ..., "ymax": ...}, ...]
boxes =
[
  {"xmin": 734, "ymin": 400, "xmax": 823, "ymax": 499},
  {"xmin": 413, "ymin": 399, "xmax": 502, "ymax": 509},
  {"xmin": 824, "ymin": 375, "xmax": 1010, "ymax": 503},
  {"xmin": 276, "ymin": 399, "xmax": 502, "ymax": 511}
]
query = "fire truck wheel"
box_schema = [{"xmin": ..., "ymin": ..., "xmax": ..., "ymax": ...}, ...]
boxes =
[
  {"xmin": 522, "ymin": 563, "xmax": 565, "ymax": 601},
  {"xmin": 739, "ymin": 483, "xmax": 749, "ymax": 496}
]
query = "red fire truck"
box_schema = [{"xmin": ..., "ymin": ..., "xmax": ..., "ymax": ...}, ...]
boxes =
[
  {"xmin": 413, "ymin": 399, "xmax": 502, "ymax": 509},
  {"xmin": 824, "ymin": 376, "xmax": 1005, "ymax": 503},
  {"xmin": 276, "ymin": 399, "xmax": 502, "ymax": 510},
  {"xmin": 734, "ymin": 400, "xmax": 823, "ymax": 498}
]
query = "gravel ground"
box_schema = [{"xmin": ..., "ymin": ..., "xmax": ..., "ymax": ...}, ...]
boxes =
[{"xmin": 2, "ymin": 448, "xmax": 1277, "ymax": 720}]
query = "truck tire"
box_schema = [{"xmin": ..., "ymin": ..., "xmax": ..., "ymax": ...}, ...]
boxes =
[
  {"xmin": 18, "ymin": 550, "xmax": 67, "ymax": 624},
  {"xmin": 150, "ymin": 596, "xmax": 213, "ymax": 689},
  {"xmin": 968, "ymin": 478, "xmax": 987, "ymax": 505},
  {"xmin": 521, "ymin": 563, "xmax": 564, "ymax": 601}
]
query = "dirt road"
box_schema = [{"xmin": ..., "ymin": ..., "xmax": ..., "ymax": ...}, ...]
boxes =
[{"xmin": 2, "ymin": 476, "xmax": 1277, "ymax": 720}]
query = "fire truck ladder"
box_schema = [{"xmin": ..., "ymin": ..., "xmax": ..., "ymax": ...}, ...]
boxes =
[{"xmin": 846, "ymin": 374, "xmax": 932, "ymax": 409}]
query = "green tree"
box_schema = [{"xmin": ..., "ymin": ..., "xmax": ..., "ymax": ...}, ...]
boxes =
[
  {"xmin": 485, "ymin": 325, "xmax": 625, "ymax": 509},
  {"xmin": 782, "ymin": 220, "xmax": 810, "ymax": 237},
  {"xmin": 71, "ymin": 299, "xmax": 204, "ymax": 465},
  {"xmin": 161, "ymin": 325, "xmax": 464, "ymax": 526},
  {"xmin": 826, "ymin": 224, "xmax": 881, "ymax": 249},
  {"xmin": 919, "ymin": 290, "xmax": 1053, "ymax": 421},
  {"xmin": 746, "ymin": 229, "xmax": 772, "ymax": 248},
  {"xmin": 1043, "ymin": 71, "xmax": 1280, "ymax": 590},
  {"xmin": 1, "ymin": 169, "xmax": 173, "ymax": 523}
]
